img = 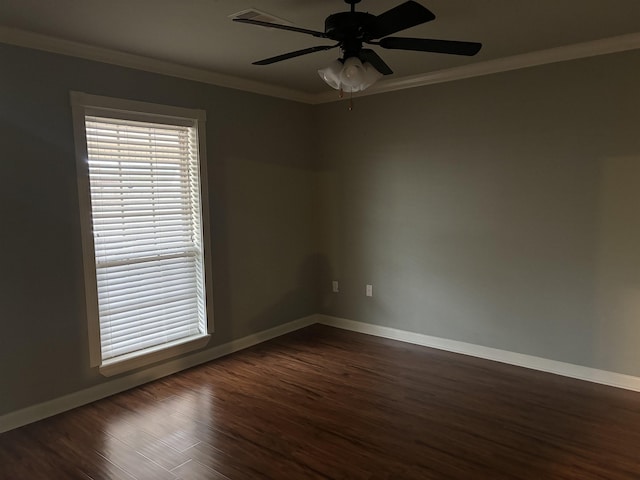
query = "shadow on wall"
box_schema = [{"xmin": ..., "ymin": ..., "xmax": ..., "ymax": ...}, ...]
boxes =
[
  {"xmin": 213, "ymin": 152, "xmax": 318, "ymax": 342},
  {"xmin": 245, "ymin": 254, "xmax": 332, "ymax": 334},
  {"xmin": 594, "ymin": 154, "xmax": 640, "ymax": 375},
  {"xmin": 0, "ymin": 119, "xmax": 90, "ymax": 414}
]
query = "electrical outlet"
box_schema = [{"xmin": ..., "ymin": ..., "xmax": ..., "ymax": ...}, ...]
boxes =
[
  {"xmin": 332, "ymin": 280, "xmax": 339, "ymax": 293},
  {"xmin": 366, "ymin": 284, "xmax": 373, "ymax": 297}
]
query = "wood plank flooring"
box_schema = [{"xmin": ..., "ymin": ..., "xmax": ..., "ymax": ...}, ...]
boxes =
[{"xmin": 2, "ymin": 324, "xmax": 640, "ymax": 479}]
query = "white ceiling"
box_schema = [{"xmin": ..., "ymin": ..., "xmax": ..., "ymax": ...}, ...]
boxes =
[{"xmin": 1, "ymin": 0, "xmax": 640, "ymax": 95}]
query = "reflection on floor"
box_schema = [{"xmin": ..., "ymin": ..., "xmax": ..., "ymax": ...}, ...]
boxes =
[{"xmin": 2, "ymin": 324, "xmax": 640, "ymax": 479}]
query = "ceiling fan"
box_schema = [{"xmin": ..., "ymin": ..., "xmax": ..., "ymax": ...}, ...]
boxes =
[{"xmin": 233, "ymin": 0, "xmax": 482, "ymax": 92}]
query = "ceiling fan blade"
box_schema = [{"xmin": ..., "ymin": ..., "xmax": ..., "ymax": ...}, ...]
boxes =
[
  {"xmin": 379, "ymin": 37, "xmax": 482, "ymax": 56},
  {"xmin": 359, "ymin": 49, "xmax": 393, "ymax": 75},
  {"xmin": 368, "ymin": 1, "xmax": 435, "ymax": 40},
  {"xmin": 233, "ymin": 18, "xmax": 326, "ymax": 39},
  {"xmin": 253, "ymin": 44, "xmax": 339, "ymax": 65}
]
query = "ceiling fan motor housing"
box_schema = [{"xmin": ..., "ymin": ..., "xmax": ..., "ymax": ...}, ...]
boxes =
[{"xmin": 325, "ymin": 12, "xmax": 376, "ymax": 58}]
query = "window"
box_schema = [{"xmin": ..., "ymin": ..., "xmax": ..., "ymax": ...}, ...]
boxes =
[{"xmin": 71, "ymin": 92, "xmax": 213, "ymax": 376}]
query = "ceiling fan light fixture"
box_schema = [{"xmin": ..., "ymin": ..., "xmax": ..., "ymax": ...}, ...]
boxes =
[{"xmin": 318, "ymin": 57, "xmax": 383, "ymax": 93}]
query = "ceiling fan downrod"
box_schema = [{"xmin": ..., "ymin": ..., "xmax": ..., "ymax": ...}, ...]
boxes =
[{"xmin": 345, "ymin": 0, "xmax": 362, "ymax": 13}]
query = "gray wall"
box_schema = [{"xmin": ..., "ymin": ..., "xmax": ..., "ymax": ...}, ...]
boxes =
[
  {"xmin": 314, "ymin": 49, "xmax": 640, "ymax": 377},
  {"xmin": 0, "ymin": 43, "xmax": 318, "ymax": 415},
  {"xmin": 3, "ymin": 40, "xmax": 640, "ymax": 417}
]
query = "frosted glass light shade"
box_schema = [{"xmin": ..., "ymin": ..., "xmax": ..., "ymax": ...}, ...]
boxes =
[
  {"xmin": 359, "ymin": 62, "xmax": 383, "ymax": 91},
  {"xmin": 318, "ymin": 57, "xmax": 383, "ymax": 92},
  {"xmin": 340, "ymin": 57, "xmax": 365, "ymax": 90},
  {"xmin": 318, "ymin": 60, "xmax": 343, "ymax": 90}
]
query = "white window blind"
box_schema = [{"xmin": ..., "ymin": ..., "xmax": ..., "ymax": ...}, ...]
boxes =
[{"xmin": 85, "ymin": 115, "xmax": 207, "ymax": 362}]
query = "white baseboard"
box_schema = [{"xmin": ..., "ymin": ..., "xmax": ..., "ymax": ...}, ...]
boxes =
[
  {"xmin": 0, "ymin": 314, "xmax": 319, "ymax": 434},
  {"xmin": 5, "ymin": 313, "xmax": 639, "ymax": 434},
  {"xmin": 318, "ymin": 315, "xmax": 640, "ymax": 393}
]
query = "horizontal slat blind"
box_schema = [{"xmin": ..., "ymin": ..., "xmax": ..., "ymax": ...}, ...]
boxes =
[{"xmin": 85, "ymin": 115, "xmax": 206, "ymax": 361}]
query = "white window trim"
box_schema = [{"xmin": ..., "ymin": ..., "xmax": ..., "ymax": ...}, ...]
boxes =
[{"xmin": 70, "ymin": 92, "xmax": 214, "ymax": 377}]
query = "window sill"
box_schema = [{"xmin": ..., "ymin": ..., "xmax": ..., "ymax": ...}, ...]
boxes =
[{"xmin": 99, "ymin": 334, "xmax": 211, "ymax": 377}]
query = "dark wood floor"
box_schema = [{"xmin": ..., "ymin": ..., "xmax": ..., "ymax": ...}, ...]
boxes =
[{"xmin": 2, "ymin": 324, "xmax": 640, "ymax": 479}]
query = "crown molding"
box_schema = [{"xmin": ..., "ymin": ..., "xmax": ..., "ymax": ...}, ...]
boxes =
[
  {"xmin": 310, "ymin": 31, "xmax": 640, "ymax": 104},
  {"xmin": 0, "ymin": 26, "xmax": 316, "ymax": 104},
  {"xmin": 2, "ymin": 25, "xmax": 639, "ymax": 105}
]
